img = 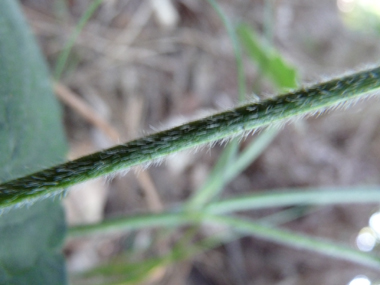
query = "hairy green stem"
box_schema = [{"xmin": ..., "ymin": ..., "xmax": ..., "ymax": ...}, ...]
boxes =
[{"xmin": 1, "ymin": 67, "xmax": 380, "ymax": 208}]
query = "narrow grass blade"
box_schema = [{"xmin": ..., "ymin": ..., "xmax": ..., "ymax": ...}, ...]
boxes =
[
  {"xmin": 187, "ymin": 127, "xmax": 278, "ymax": 209},
  {"xmin": 205, "ymin": 186, "xmax": 380, "ymax": 214},
  {"xmin": 203, "ymin": 214, "xmax": 380, "ymax": 270},
  {"xmin": 224, "ymin": 126, "xmax": 279, "ymax": 183},
  {"xmin": 69, "ymin": 186, "xmax": 380, "ymax": 237},
  {"xmin": 188, "ymin": 17, "xmax": 295, "ymax": 209},
  {"xmin": 68, "ymin": 210, "xmax": 380, "ymax": 270},
  {"xmin": 68, "ymin": 212, "xmax": 196, "ymax": 237},
  {"xmin": 186, "ymin": 141, "xmax": 239, "ymax": 209}
]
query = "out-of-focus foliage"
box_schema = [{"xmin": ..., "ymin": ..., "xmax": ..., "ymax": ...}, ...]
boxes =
[{"xmin": 0, "ymin": 0, "xmax": 68, "ymax": 284}]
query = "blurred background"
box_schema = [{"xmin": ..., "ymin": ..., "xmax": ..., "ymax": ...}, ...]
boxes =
[{"xmin": 19, "ymin": 0, "xmax": 380, "ymax": 284}]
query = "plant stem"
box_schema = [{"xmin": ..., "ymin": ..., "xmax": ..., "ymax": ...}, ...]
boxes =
[
  {"xmin": 187, "ymin": 0, "xmax": 247, "ymax": 209},
  {"xmin": 1, "ymin": 66, "xmax": 380, "ymax": 208}
]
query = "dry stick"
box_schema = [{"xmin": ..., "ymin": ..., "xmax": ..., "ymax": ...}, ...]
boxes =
[
  {"xmin": 1, "ymin": 66, "xmax": 380, "ymax": 208},
  {"xmin": 136, "ymin": 171, "xmax": 163, "ymax": 212},
  {"xmin": 54, "ymin": 82, "xmax": 119, "ymax": 141},
  {"xmin": 105, "ymin": 1, "xmax": 152, "ymax": 59},
  {"xmin": 54, "ymin": 82, "xmax": 163, "ymax": 212}
]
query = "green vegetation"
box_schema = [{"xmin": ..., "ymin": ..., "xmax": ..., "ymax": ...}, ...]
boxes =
[{"xmin": 1, "ymin": 1, "xmax": 379, "ymax": 284}]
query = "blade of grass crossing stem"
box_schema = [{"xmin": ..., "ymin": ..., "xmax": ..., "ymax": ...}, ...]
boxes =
[
  {"xmin": 54, "ymin": 0, "xmax": 103, "ymax": 79},
  {"xmin": 188, "ymin": 64, "xmax": 294, "ymax": 208},
  {"xmin": 76, "ymin": 204, "xmax": 314, "ymax": 285},
  {"xmin": 225, "ymin": 22, "xmax": 299, "ymax": 188},
  {"xmin": 69, "ymin": 208, "xmax": 329, "ymax": 283},
  {"xmin": 167, "ymin": 189, "xmax": 361, "ymax": 282},
  {"xmin": 172, "ymin": 0, "xmax": 245, "ymax": 264},
  {"xmin": 69, "ymin": 186, "xmax": 380, "ymax": 237},
  {"xmin": 187, "ymin": 141, "xmax": 239, "ymax": 209},
  {"xmin": 67, "ymin": 213, "xmax": 192, "ymax": 237},
  {"xmin": 70, "ymin": 188, "xmax": 367, "ymax": 281},
  {"xmin": 186, "ymin": 127, "xmax": 278, "ymax": 209},
  {"xmin": 186, "ymin": 0, "xmax": 246, "ymax": 210},
  {"xmin": 94, "ymin": 206, "xmax": 316, "ymax": 285},
  {"xmin": 143, "ymin": 209, "xmax": 312, "ymax": 285},
  {"xmin": 205, "ymin": 186, "xmax": 380, "ymax": 214},
  {"xmin": 113, "ymin": 2, "xmax": 248, "ymax": 280},
  {"xmin": 188, "ymin": 18, "xmax": 299, "ymax": 209},
  {"xmin": 68, "ymin": 211, "xmax": 380, "ymax": 269},
  {"xmin": 203, "ymin": 214, "xmax": 380, "ymax": 269},
  {"xmin": 224, "ymin": 127, "xmax": 279, "ymax": 183}
]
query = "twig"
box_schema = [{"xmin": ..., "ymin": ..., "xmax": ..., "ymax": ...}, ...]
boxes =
[{"xmin": 54, "ymin": 82, "xmax": 119, "ymax": 141}]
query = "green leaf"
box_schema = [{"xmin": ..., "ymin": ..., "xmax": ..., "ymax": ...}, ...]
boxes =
[
  {"xmin": 237, "ymin": 23, "xmax": 298, "ymax": 90},
  {"xmin": 0, "ymin": 1, "xmax": 68, "ymax": 284},
  {"xmin": 0, "ymin": 200, "xmax": 67, "ymax": 284}
]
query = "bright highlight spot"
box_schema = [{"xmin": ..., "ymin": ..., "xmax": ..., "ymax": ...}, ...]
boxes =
[
  {"xmin": 369, "ymin": 212, "xmax": 380, "ymax": 236},
  {"xmin": 348, "ymin": 275, "xmax": 371, "ymax": 285},
  {"xmin": 337, "ymin": 0, "xmax": 355, "ymax": 13},
  {"xmin": 337, "ymin": 0, "xmax": 380, "ymax": 15},
  {"xmin": 356, "ymin": 227, "xmax": 376, "ymax": 252}
]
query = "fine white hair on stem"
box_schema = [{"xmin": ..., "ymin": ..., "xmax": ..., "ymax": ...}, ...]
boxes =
[{"xmin": 1, "ymin": 66, "xmax": 380, "ymax": 209}]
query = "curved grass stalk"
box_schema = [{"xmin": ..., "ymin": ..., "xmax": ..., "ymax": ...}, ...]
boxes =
[
  {"xmin": 204, "ymin": 214, "xmax": 380, "ymax": 270},
  {"xmin": 187, "ymin": 127, "xmax": 279, "ymax": 209},
  {"xmin": 68, "ymin": 186, "xmax": 380, "ymax": 237},
  {"xmin": 205, "ymin": 186, "xmax": 380, "ymax": 214},
  {"xmin": 68, "ymin": 211, "xmax": 380, "ymax": 269},
  {"xmin": 1, "ymin": 66, "xmax": 380, "ymax": 208},
  {"xmin": 68, "ymin": 212, "xmax": 193, "ymax": 237}
]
